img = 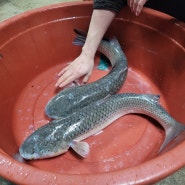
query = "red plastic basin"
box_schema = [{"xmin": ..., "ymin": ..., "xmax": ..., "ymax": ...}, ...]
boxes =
[{"xmin": 0, "ymin": 1, "xmax": 185, "ymax": 184}]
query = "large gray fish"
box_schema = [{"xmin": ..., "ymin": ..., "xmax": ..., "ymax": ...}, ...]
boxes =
[
  {"xmin": 45, "ymin": 30, "xmax": 128, "ymax": 119},
  {"xmin": 19, "ymin": 93, "xmax": 185, "ymax": 160}
]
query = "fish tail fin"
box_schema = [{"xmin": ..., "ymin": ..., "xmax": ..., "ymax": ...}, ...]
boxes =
[
  {"xmin": 141, "ymin": 93, "xmax": 185, "ymax": 152},
  {"xmin": 73, "ymin": 29, "xmax": 87, "ymax": 46},
  {"xmin": 159, "ymin": 121, "xmax": 185, "ymax": 152}
]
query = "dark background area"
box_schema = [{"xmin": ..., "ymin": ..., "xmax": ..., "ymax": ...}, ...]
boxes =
[{"xmin": 145, "ymin": 0, "xmax": 185, "ymax": 22}]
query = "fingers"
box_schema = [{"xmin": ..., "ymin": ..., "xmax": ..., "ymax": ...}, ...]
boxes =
[
  {"xmin": 135, "ymin": 1, "xmax": 143, "ymax": 16},
  {"xmin": 128, "ymin": 0, "xmax": 147, "ymax": 16},
  {"xmin": 55, "ymin": 64, "xmax": 79, "ymax": 87},
  {"xmin": 55, "ymin": 72, "xmax": 80, "ymax": 88},
  {"xmin": 56, "ymin": 67, "xmax": 92, "ymax": 87},
  {"xmin": 82, "ymin": 71, "xmax": 92, "ymax": 84},
  {"xmin": 55, "ymin": 70, "xmax": 73, "ymax": 87},
  {"xmin": 55, "ymin": 52, "xmax": 94, "ymax": 88},
  {"xmin": 57, "ymin": 65, "xmax": 69, "ymax": 77}
]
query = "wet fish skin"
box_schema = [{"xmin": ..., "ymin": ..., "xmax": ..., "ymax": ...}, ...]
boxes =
[
  {"xmin": 45, "ymin": 31, "xmax": 128, "ymax": 119},
  {"xmin": 19, "ymin": 93, "xmax": 185, "ymax": 160}
]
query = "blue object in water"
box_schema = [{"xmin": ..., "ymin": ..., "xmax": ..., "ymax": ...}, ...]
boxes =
[{"xmin": 98, "ymin": 54, "xmax": 110, "ymax": 71}]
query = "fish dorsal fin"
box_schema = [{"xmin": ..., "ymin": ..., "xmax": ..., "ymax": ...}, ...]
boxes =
[{"xmin": 70, "ymin": 140, "xmax": 89, "ymax": 158}]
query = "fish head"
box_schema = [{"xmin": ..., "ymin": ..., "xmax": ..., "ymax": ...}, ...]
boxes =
[
  {"xmin": 45, "ymin": 88, "xmax": 78, "ymax": 119},
  {"xmin": 19, "ymin": 125, "xmax": 70, "ymax": 160}
]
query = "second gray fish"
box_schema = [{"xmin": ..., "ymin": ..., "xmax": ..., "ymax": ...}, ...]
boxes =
[
  {"xmin": 45, "ymin": 30, "xmax": 128, "ymax": 119},
  {"xmin": 19, "ymin": 93, "xmax": 185, "ymax": 160}
]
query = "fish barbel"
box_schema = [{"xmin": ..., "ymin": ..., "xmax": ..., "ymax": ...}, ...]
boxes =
[
  {"xmin": 19, "ymin": 93, "xmax": 185, "ymax": 160},
  {"xmin": 45, "ymin": 30, "xmax": 128, "ymax": 119}
]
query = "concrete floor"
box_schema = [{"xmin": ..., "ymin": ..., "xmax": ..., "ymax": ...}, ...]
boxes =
[{"xmin": 0, "ymin": 0, "xmax": 185, "ymax": 184}]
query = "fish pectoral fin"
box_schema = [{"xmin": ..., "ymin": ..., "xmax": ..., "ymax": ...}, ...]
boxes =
[{"xmin": 70, "ymin": 140, "xmax": 90, "ymax": 158}]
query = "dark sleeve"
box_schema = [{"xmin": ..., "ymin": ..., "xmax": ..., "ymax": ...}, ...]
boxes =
[{"xmin": 93, "ymin": 0, "xmax": 127, "ymax": 13}]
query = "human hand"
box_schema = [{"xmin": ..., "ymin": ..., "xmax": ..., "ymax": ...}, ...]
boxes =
[
  {"xmin": 127, "ymin": 0, "xmax": 148, "ymax": 16},
  {"xmin": 55, "ymin": 52, "xmax": 94, "ymax": 88}
]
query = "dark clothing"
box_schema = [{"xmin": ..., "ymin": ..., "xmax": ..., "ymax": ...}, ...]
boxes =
[
  {"xmin": 93, "ymin": 0, "xmax": 127, "ymax": 13},
  {"xmin": 93, "ymin": 0, "xmax": 185, "ymax": 22},
  {"xmin": 146, "ymin": 0, "xmax": 185, "ymax": 22}
]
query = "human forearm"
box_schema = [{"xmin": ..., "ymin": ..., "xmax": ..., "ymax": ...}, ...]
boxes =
[
  {"xmin": 82, "ymin": 9, "xmax": 116, "ymax": 58},
  {"xmin": 83, "ymin": 0, "xmax": 127, "ymax": 57}
]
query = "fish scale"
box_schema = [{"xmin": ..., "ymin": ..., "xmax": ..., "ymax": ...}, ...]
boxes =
[
  {"xmin": 19, "ymin": 93, "xmax": 185, "ymax": 159},
  {"xmin": 45, "ymin": 31, "xmax": 128, "ymax": 119}
]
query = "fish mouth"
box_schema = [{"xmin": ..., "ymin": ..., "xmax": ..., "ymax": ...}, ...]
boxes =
[
  {"xmin": 19, "ymin": 147, "xmax": 39, "ymax": 160},
  {"xmin": 19, "ymin": 145, "xmax": 70, "ymax": 160}
]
